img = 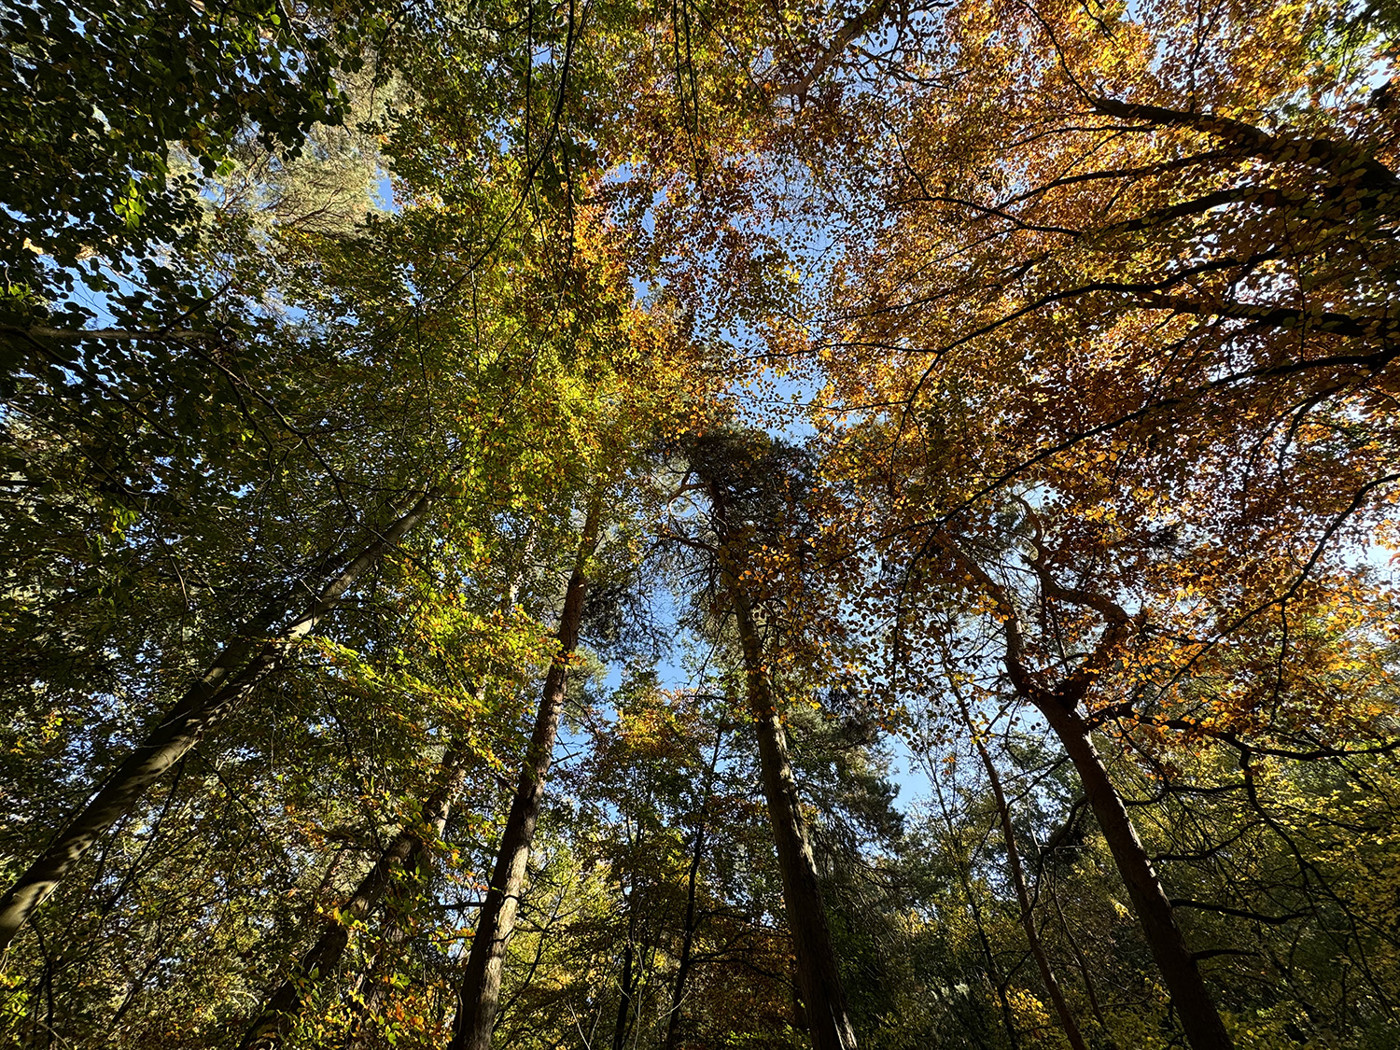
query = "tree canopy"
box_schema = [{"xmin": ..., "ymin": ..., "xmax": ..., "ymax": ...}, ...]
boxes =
[{"xmin": 2, "ymin": 1, "xmax": 1398, "ymax": 1049}]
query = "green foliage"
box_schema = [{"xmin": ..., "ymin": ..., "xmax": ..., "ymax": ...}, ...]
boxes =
[{"xmin": 0, "ymin": 0, "xmax": 365, "ymax": 331}]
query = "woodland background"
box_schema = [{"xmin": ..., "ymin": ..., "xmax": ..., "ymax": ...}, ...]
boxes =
[{"xmin": 1, "ymin": 1, "xmax": 1399, "ymax": 1049}]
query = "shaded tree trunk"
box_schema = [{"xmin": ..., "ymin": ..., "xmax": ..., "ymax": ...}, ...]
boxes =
[
  {"xmin": 448, "ymin": 501, "xmax": 602, "ymax": 1050},
  {"xmin": 951, "ymin": 687, "xmax": 1089, "ymax": 1050},
  {"xmin": 926, "ymin": 747, "xmax": 1022, "ymax": 1050},
  {"xmin": 611, "ymin": 894, "xmax": 638, "ymax": 1050},
  {"xmin": 1049, "ymin": 875, "xmax": 1117, "ymax": 1046},
  {"xmin": 0, "ymin": 490, "xmax": 433, "ymax": 955},
  {"xmin": 727, "ymin": 580, "xmax": 858, "ymax": 1050},
  {"xmin": 663, "ymin": 727, "xmax": 724, "ymax": 1050},
  {"xmin": 238, "ymin": 742, "xmax": 469, "ymax": 1050},
  {"xmin": 1037, "ymin": 698, "xmax": 1234, "ymax": 1050}
]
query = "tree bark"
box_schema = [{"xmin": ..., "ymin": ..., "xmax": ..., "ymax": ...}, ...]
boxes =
[
  {"xmin": 238, "ymin": 742, "xmax": 469, "ymax": 1050},
  {"xmin": 1037, "ymin": 699, "xmax": 1235, "ymax": 1050},
  {"xmin": 939, "ymin": 527, "xmax": 1234, "ymax": 1050},
  {"xmin": 959, "ymin": 695, "xmax": 1088, "ymax": 1050},
  {"xmin": 1049, "ymin": 876, "xmax": 1116, "ymax": 1046},
  {"xmin": 448, "ymin": 502, "xmax": 602, "ymax": 1050},
  {"xmin": 662, "ymin": 727, "xmax": 724, "ymax": 1050},
  {"xmin": 727, "ymin": 579, "xmax": 858, "ymax": 1050},
  {"xmin": 0, "ymin": 490, "xmax": 433, "ymax": 956},
  {"xmin": 610, "ymin": 895, "xmax": 638, "ymax": 1050},
  {"xmin": 926, "ymin": 747, "xmax": 1022, "ymax": 1050}
]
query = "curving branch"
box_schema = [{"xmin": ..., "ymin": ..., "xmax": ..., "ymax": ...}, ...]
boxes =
[{"xmin": 1091, "ymin": 97, "xmax": 1400, "ymax": 204}]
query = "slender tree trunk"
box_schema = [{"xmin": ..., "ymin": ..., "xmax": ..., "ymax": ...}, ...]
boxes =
[
  {"xmin": 448, "ymin": 501, "xmax": 602, "ymax": 1050},
  {"xmin": 1049, "ymin": 876, "xmax": 1116, "ymax": 1047},
  {"xmin": 239, "ymin": 742, "xmax": 469, "ymax": 1050},
  {"xmin": 1037, "ymin": 699, "xmax": 1234, "ymax": 1050},
  {"xmin": 611, "ymin": 894, "xmax": 637, "ymax": 1050},
  {"xmin": 727, "ymin": 581, "xmax": 857, "ymax": 1050},
  {"xmin": 663, "ymin": 727, "xmax": 723, "ymax": 1050},
  {"xmin": 0, "ymin": 491, "xmax": 433, "ymax": 955},
  {"xmin": 951, "ymin": 689, "xmax": 1088, "ymax": 1050},
  {"xmin": 926, "ymin": 748, "xmax": 1021, "ymax": 1050}
]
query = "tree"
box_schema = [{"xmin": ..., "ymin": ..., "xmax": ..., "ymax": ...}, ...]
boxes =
[
  {"xmin": 0, "ymin": 488, "xmax": 432, "ymax": 954},
  {"xmin": 676, "ymin": 429, "xmax": 860, "ymax": 1050},
  {"xmin": 449, "ymin": 497, "xmax": 603, "ymax": 1050},
  {"xmin": 0, "ymin": 0, "xmax": 361, "ymax": 339}
]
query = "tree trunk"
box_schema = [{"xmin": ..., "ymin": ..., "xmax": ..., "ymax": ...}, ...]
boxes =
[
  {"xmin": 962, "ymin": 703, "xmax": 1088, "ymax": 1050},
  {"xmin": 926, "ymin": 746, "xmax": 1021, "ymax": 1050},
  {"xmin": 662, "ymin": 727, "xmax": 723, "ymax": 1050},
  {"xmin": 1037, "ymin": 699, "xmax": 1234, "ymax": 1050},
  {"xmin": 727, "ymin": 581, "xmax": 857, "ymax": 1050},
  {"xmin": 238, "ymin": 742, "xmax": 469, "ymax": 1050},
  {"xmin": 448, "ymin": 502, "xmax": 601, "ymax": 1050},
  {"xmin": 1049, "ymin": 876, "xmax": 1116, "ymax": 1047},
  {"xmin": 0, "ymin": 490, "xmax": 433, "ymax": 955},
  {"xmin": 610, "ymin": 895, "xmax": 638, "ymax": 1050}
]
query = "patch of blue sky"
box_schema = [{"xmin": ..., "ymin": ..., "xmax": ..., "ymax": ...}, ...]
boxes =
[{"xmin": 374, "ymin": 172, "xmax": 398, "ymax": 213}]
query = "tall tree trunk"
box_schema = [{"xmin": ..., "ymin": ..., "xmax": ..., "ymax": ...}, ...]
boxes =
[
  {"xmin": 1037, "ymin": 699, "xmax": 1234, "ymax": 1050},
  {"xmin": 727, "ymin": 579, "xmax": 858, "ymax": 1050},
  {"xmin": 926, "ymin": 747, "xmax": 1022, "ymax": 1050},
  {"xmin": 939, "ymin": 527, "xmax": 1234, "ymax": 1050},
  {"xmin": 0, "ymin": 490, "xmax": 433, "ymax": 955},
  {"xmin": 662, "ymin": 727, "xmax": 724, "ymax": 1050},
  {"xmin": 448, "ymin": 501, "xmax": 602, "ymax": 1050},
  {"xmin": 957, "ymin": 694, "xmax": 1088, "ymax": 1050},
  {"xmin": 610, "ymin": 893, "xmax": 638, "ymax": 1050},
  {"xmin": 1050, "ymin": 876, "xmax": 1116, "ymax": 1046},
  {"xmin": 238, "ymin": 742, "xmax": 470, "ymax": 1050}
]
